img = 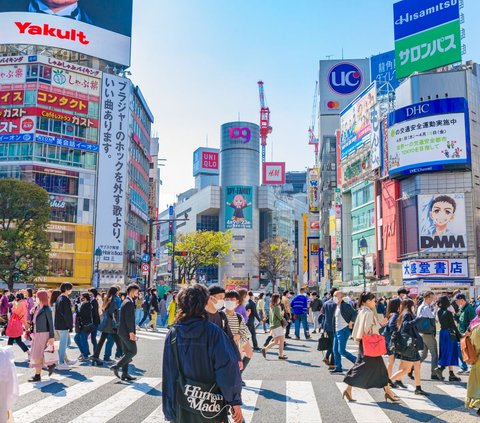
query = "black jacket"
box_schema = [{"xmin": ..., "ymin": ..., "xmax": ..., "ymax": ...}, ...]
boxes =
[
  {"xmin": 311, "ymin": 298, "xmax": 323, "ymax": 312},
  {"xmin": 91, "ymin": 298, "xmax": 100, "ymax": 325},
  {"xmin": 54, "ymin": 295, "xmax": 73, "ymax": 331},
  {"xmin": 438, "ymin": 308, "xmax": 461, "ymax": 339},
  {"xmin": 34, "ymin": 306, "xmax": 54, "ymax": 338},
  {"xmin": 118, "ymin": 297, "xmax": 136, "ymax": 339},
  {"xmin": 150, "ymin": 294, "xmax": 159, "ymax": 313},
  {"xmin": 75, "ymin": 302, "xmax": 93, "ymax": 333},
  {"xmin": 246, "ymin": 299, "xmax": 261, "ymax": 324},
  {"xmin": 333, "ymin": 301, "xmax": 357, "ymax": 329}
]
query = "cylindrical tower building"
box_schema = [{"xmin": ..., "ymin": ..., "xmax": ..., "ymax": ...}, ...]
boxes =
[{"xmin": 219, "ymin": 122, "xmax": 260, "ymax": 288}]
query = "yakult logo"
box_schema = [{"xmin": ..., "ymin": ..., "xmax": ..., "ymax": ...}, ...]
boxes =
[
  {"xmin": 328, "ymin": 62, "xmax": 363, "ymax": 96},
  {"xmin": 229, "ymin": 127, "xmax": 251, "ymax": 144},
  {"xmin": 15, "ymin": 22, "xmax": 90, "ymax": 45}
]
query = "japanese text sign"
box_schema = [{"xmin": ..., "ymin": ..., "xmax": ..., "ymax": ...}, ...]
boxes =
[
  {"xmin": 37, "ymin": 90, "xmax": 88, "ymax": 114},
  {"xmin": 402, "ymin": 258, "xmax": 468, "ymax": 279}
]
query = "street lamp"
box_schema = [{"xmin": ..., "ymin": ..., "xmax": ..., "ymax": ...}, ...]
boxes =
[
  {"xmin": 93, "ymin": 247, "xmax": 102, "ymax": 288},
  {"xmin": 359, "ymin": 237, "xmax": 368, "ymax": 293}
]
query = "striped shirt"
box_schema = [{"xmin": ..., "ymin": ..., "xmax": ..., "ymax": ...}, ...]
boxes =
[{"xmin": 226, "ymin": 312, "xmax": 250, "ymax": 345}]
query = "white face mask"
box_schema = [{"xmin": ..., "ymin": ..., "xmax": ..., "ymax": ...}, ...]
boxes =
[
  {"xmin": 225, "ymin": 301, "xmax": 237, "ymax": 311},
  {"xmin": 333, "ymin": 297, "xmax": 339, "ymax": 304},
  {"xmin": 213, "ymin": 299, "xmax": 225, "ymax": 311}
]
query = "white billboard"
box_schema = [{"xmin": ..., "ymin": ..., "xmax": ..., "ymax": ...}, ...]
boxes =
[
  {"xmin": 94, "ymin": 74, "xmax": 130, "ymax": 264},
  {"xmin": 0, "ymin": 0, "xmax": 132, "ymax": 66},
  {"xmin": 418, "ymin": 193, "xmax": 467, "ymax": 253}
]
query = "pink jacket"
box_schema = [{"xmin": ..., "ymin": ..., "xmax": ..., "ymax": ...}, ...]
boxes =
[{"xmin": 12, "ymin": 300, "xmax": 28, "ymax": 325}]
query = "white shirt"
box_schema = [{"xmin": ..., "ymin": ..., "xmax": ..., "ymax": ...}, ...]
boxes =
[
  {"xmin": 29, "ymin": 1, "xmax": 79, "ymax": 17},
  {"xmin": 417, "ymin": 302, "xmax": 435, "ymax": 319},
  {"xmin": 335, "ymin": 304, "xmax": 348, "ymax": 331}
]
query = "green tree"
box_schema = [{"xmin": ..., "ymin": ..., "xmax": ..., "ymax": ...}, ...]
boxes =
[
  {"xmin": 0, "ymin": 180, "xmax": 51, "ymax": 290},
  {"xmin": 172, "ymin": 231, "xmax": 232, "ymax": 283},
  {"xmin": 255, "ymin": 237, "xmax": 294, "ymax": 293}
]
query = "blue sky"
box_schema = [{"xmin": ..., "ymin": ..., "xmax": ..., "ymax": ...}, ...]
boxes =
[{"xmin": 129, "ymin": 0, "xmax": 480, "ymax": 210}]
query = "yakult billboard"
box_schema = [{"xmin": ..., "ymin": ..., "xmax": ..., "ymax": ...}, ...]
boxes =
[{"xmin": 0, "ymin": 0, "xmax": 133, "ymax": 66}]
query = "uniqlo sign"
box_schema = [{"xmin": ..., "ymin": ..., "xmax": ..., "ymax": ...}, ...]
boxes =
[
  {"xmin": 202, "ymin": 152, "xmax": 219, "ymax": 170},
  {"xmin": 193, "ymin": 147, "xmax": 219, "ymax": 176},
  {"xmin": 262, "ymin": 162, "xmax": 286, "ymax": 185}
]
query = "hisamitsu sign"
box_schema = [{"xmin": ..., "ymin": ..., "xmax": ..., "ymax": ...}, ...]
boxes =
[{"xmin": 402, "ymin": 258, "xmax": 468, "ymax": 279}]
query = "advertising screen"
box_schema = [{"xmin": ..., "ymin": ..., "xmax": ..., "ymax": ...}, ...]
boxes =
[
  {"xmin": 225, "ymin": 186, "xmax": 253, "ymax": 230},
  {"xmin": 418, "ymin": 193, "xmax": 467, "ymax": 253},
  {"xmin": 0, "ymin": 0, "xmax": 133, "ymax": 66},
  {"xmin": 387, "ymin": 97, "xmax": 469, "ymax": 176},
  {"xmin": 340, "ymin": 83, "xmax": 377, "ymax": 159}
]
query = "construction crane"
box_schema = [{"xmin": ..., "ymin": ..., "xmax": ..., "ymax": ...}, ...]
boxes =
[
  {"xmin": 308, "ymin": 81, "xmax": 320, "ymax": 164},
  {"xmin": 257, "ymin": 81, "xmax": 272, "ymax": 163}
]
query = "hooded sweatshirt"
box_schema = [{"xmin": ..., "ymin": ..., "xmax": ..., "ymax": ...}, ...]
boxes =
[{"xmin": 162, "ymin": 317, "xmax": 242, "ymax": 421}]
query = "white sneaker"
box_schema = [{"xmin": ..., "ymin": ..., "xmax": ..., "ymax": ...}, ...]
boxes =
[
  {"xmin": 66, "ymin": 359, "xmax": 77, "ymax": 366},
  {"xmin": 56, "ymin": 363, "xmax": 70, "ymax": 371}
]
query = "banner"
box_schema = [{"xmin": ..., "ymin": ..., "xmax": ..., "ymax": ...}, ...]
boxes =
[
  {"xmin": 403, "ymin": 258, "xmax": 468, "ymax": 279},
  {"xmin": 0, "ymin": 0, "xmax": 133, "ymax": 66},
  {"xmin": 0, "ymin": 65, "xmax": 26, "ymax": 84},
  {"xmin": 308, "ymin": 237, "xmax": 320, "ymax": 283},
  {"xmin": 370, "ymin": 51, "xmax": 399, "ymax": 90},
  {"xmin": 340, "ymin": 83, "xmax": 377, "ymax": 159},
  {"xmin": 418, "ymin": 193, "xmax": 467, "ymax": 252},
  {"xmin": 308, "ymin": 168, "xmax": 319, "ymax": 213},
  {"xmin": 225, "ymin": 186, "xmax": 253, "ymax": 230},
  {"xmin": 94, "ymin": 74, "xmax": 130, "ymax": 264},
  {"xmin": 51, "ymin": 67, "xmax": 101, "ymax": 97},
  {"xmin": 388, "ymin": 97, "xmax": 469, "ymax": 176}
]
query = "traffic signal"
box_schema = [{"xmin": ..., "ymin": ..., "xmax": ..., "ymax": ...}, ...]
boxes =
[{"xmin": 174, "ymin": 251, "xmax": 188, "ymax": 257}]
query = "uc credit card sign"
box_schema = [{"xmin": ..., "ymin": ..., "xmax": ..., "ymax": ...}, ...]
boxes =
[{"xmin": 393, "ymin": 0, "xmax": 460, "ymax": 40}]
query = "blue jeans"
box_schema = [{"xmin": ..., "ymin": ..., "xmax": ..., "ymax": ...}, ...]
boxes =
[
  {"xmin": 57, "ymin": 330, "xmax": 71, "ymax": 364},
  {"xmin": 74, "ymin": 332, "xmax": 90, "ymax": 357},
  {"xmin": 458, "ymin": 343, "xmax": 468, "ymax": 371},
  {"xmin": 104, "ymin": 334, "xmax": 122, "ymax": 360},
  {"xmin": 333, "ymin": 327, "xmax": 356, "ymax": 371},
  {"xmin": 135, "ymin": 309, "xmax": 143, "ymax": 325},
  {"xmin": 294, "ymin": 314, "xmax": 309, "ymax": 338}
]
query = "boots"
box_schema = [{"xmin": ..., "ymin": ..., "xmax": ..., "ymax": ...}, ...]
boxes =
[
  {"xmin": 241, "ymin": 357, "xmax": 251, "ymax": 373},
  {"xmin": 449, "ymin": 370, "xmax": 461, "ymax": 382},
  {"xmin": 28, "ymin": 373, "xmax": 41, "ymax": 383}
]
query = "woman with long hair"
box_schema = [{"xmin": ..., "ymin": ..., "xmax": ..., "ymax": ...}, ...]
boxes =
[
  {"xmin": 167, "ymin": 294, "xmax": 177, "ymax": 327},
  {"xmin": 342, "ymin": 292, "xmax": 399, "ymax": 403},
  {"xmin": 384, "ymin": 298, "xmax": 401, "ymax": 378},
  {"xmin": 28, "ymin": 290, "xmax": 55, "ymax": 382},
  {"xmin": 256, "ymin": 292, "xmax": 268, "ymax": 333},
  {"xmin": 434, "ymin": 295, "xmax": 462, "ymax": 381},
  {"xmin": 235, "ymin": 289, "xmax": 249, "ymax": 322},
  {"xmin": 162, "ymin": 285, "xmax": 243, "ymax": 423},
  {"xmin": 6, "ymin": 292, "xmax": 29, "ymax": 357},
  {"xmin": 261, "ymin": 294, "xmax": 288, "ymax": 360},
  {"xmin": 390, "ymin": 299, "xmax": 428, "ymax": 395},
  {"xmin": 91, "ymin": 286, "xmax": 123, "ymax": 366}
]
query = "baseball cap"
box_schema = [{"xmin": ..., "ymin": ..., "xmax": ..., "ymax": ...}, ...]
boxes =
[{"xmin": 455, "ymin": 293, "xmax": 467, "ymax": 301}]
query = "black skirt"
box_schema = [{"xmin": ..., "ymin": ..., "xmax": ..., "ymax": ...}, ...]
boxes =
[{"xmin": 343, "ymin": 341, "xmax": 390, "ymax": 389}]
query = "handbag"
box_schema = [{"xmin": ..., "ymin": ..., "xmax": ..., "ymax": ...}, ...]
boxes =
[
  {"xmin": 461, "ymin": 334, "xmax": 478, "ymax": 365},
  {"xmin": 362, "ymin": 334, "xmax": 387, "ymax": 357},
  {"xmin": 44, "ymin": 341, "xmax": 59, "ymax": 365},
  {"xmin": 171, "ymin": 328, "xmax": 229, "ymax": 422},
  {"xmin": 5, "ymin": 313, "xmax": 23, "ymax": 339},
  {"xmin": 317, "ymin": 330, "xmax": 330, "ymax": 351},
  {"xmin": 416, "ymin": 317, "xmax": 436, "ymax": 335},
  {"xmin": 281, "ymin": 317, "xmax": 288, "ymax": 328}
]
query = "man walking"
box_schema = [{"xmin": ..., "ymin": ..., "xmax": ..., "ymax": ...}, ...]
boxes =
[
  {"xmin": 290, "ymin": 288, "xmax": 310, "ymax": 340},
  {"xmin": 89, "ymin": 288, "xmax": 101, "ymax": 353},
  {"xmin": 246, "ymin": 291, "xmax": 261, "ymax": 351},
  {"xmin": 55, "ymin": 282, "xmax": 75, "ymax": 370},
  {"xmin": 330, "ymin": 290, "xmax": 357, "ymax": 374},
  {"xmin": 137, "ymin": 289, "xmax": 151, "ymax": 328},
  {"xmin": 455, "ymin": 293, "xmax": 476, "ymax": 374},
  {"xmin": 111, "ymin": 283, "xmax": 140, "ymax": 381},
  {"xmin": 310, "ymin": 292, "xmax": 322, "ymax": 334},
  {"xmin": 320, "ymin": 288, "xmax": 337, "ymax": 368},
  {"xmin": 417, "ymin": 291, "xmax": 439, "ymax": 379},
  {"xmin": 147, "ymin": 288, "xmax": 159, "ymax": 332}
]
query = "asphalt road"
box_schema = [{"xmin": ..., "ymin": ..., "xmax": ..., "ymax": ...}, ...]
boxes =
[{"xmin": 2, "ymin": 328, "xmax": 479, "ymax": 423}]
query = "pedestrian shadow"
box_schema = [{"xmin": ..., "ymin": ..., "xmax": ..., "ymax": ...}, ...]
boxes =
[
  {"xmin": 286, "ymin": 359, "xmax": 321, "ymax": 368},
  {"xmin": 259, "ymin": 387, "xmax": 305, "ymax": 404},
  {"xmin": 381, "ymin": 401, "xmax": 438, "ymax": 422},
  {"xmin": 283, "ymin": 346, "xmax": 312, "ymax": 352}
]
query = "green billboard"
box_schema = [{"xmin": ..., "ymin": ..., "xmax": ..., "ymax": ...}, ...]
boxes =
[{"xmin": 395, "ymin": 19, "xmax": 462, "ymax": 79}]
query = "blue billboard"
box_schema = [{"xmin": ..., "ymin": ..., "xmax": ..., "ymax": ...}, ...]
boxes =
[
  {"xmin": 371, "ymin": 51, "xmax": 399, "ymax": 90},
  {"xmin": 393, "ymin": 0, "xmax": 460, "ymax": 40},
  {"xmin": 387, "ymin": 97, "xmax": 470, "ymax": 176}
]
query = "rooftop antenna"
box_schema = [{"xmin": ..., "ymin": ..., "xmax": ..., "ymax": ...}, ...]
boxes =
[
  {"xmin": 238, "ymin": 112, "xmax": 241, "ymax": 121},
  {"xmin": 326, "ymin": 55, "xmax": 333, "ymax": 60},
  {"xmin": 206, "ymin": 134, "xmax": 209, "ymax": 147},
  {"xmin": 341, "ymin": 48, "xmax": 344, "ymax": 60}
]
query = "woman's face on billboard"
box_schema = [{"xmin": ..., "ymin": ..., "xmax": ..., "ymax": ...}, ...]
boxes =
[{"xmin": 430, "ymin": 201, "xmax": 455, "ymax": 227}]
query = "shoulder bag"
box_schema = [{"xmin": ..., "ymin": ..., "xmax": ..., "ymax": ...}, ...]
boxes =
[
  {"xmin": 362, "ymin": 314, "xmax": 387, "ymax": 357},
  {"xmin": 317, "ymin": 330, "xmax": 330, "ymax": 351},
  {"xmin": 171, "ymin": 328, "xmax": 229, "ymax": 422}
]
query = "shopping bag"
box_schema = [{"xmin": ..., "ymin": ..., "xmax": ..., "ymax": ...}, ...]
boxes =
[{"xmin": 44, "ymin": 341, "xmax": 59, "ymax": 365}]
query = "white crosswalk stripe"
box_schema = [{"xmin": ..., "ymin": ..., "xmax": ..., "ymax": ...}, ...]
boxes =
[
  {"xmin": 392, "ymin": 384, "xmax": 443, "ymax": 412},
  {"xmin": 10, "ymin": 375, "xmax": 467, "ymax": 423},
  {"xmin": 336, "ymin": 382, "xmax": 392, "ymax": 423},
  {"xmin": 69, "ymin": 377, "xmax": 161, "ymax": 423},
  {"xmin": 286, "ymin": 381, "xmax": 322, "ymax": 422},
  {"xmin": 14, "ymin": 375, "xmax": 115, "ymax": 423}
]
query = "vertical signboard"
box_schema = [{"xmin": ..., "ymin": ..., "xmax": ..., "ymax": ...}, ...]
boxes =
[
  {"xmin": 303, "ymin": 213, "xmax": 308, "ymax": 273},
  {"xmin": 308, "ymin": 168, "xmax": 319, "ymax": 213},
  {"xmin": 307, "ymin": 237, "xmax": 320, "ymax": 283},
  {"xmin": 381, "ymin": 180, "xmax": 400, "ymax": 275},
  {"xmin": 95, "ymin": 74, "xmax": 130, "ymax": 264},
  {"xmin": 393, "ymin": 0, "xmax": 462, "ymax": 79},
  {"xmin": 225, "ymin": 186, "xmax": 253, "ymax": 229},
  {"xmin": 370, "ymin": 50, "xmax": 399, "ymax": 90}
]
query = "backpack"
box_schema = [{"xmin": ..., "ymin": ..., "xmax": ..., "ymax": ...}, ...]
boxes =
[{"xmin": 461, "ymin": 334, "xmax": 477, "ymax": 365}]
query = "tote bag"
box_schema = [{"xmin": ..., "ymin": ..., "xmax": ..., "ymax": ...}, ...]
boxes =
[{"xmin": 362, "ymin": 334, "xmax": 387, "ymax": 357}]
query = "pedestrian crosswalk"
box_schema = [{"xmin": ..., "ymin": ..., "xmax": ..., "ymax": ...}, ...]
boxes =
[{"xmin": 9, "ymin": 375, "xmax": 472, "ymax": 423}]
